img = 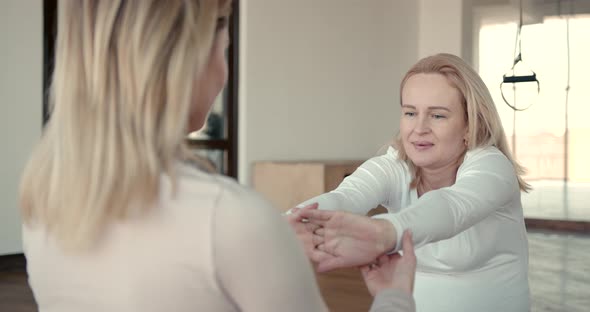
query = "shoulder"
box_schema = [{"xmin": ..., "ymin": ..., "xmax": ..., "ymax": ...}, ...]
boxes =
[
  {"xmin": 174, "ymin": 164, "xmax": 283, "ymax": 246},
  {"xmin": 464, "ymin": 145, "xmax": 506, "ymax": 161},
  {"xmin": 463, "ymin": 146, "xmax": 511, "ymax": 168},
  {"xmin": 176, "ymin": 163, "xmax": 274, "ymax": 215},
  {"xmin": 214, "ymin": 175, "xmax": 275, "ymax": 216},
  {"xmin": 459, "ymin": 146, "xmax": 517, "ymax": 180},
  {"xmin": 384, "ymin": 146, "xmax": 402, "ymax": 160}
]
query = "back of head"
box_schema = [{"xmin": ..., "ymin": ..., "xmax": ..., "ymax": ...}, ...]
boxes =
[
  {"xmin": 20, "ymin": 0, "xmax": 231, "ymax": 250},
  {"xmin": 395, "ymin": 53, "xmax": 530, "ymax": 191}
]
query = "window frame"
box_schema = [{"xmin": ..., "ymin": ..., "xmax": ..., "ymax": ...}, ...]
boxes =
[{"xmin": 43, "ymin": 0, "xmax": 240, "ymax": 178}]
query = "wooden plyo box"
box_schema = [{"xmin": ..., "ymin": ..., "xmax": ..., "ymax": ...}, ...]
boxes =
[{"xmin": 253, "ymin": 160, "xmax": 363, "ymax": 212}]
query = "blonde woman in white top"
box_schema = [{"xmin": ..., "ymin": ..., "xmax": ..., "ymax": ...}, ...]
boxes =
[
  {"xmin": 293, "ymin": 54, "xmax": 531, "ymax": 312},
  {"xmin": 19, "ymin": 1, "xmax": 416, "ymax": 311}
]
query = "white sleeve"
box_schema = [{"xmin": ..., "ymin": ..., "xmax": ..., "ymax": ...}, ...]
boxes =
[
  {"xmin": 369, "ymin": 289, "xmax": 416, "ymax": 312},
  {"xmin": 373, "ymin": 148, "xmax": 520, "ymax": 252},
  {"xmin": 213, "ymin": 185, "xmax": 328, "ymax": 312},
  {"xmin": 295, "ymin": 148, "xmax": 407, "ymax": 215}
]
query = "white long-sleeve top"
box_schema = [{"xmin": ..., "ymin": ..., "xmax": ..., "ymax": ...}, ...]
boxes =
[
  {"xmin": 298, "ymin": 146, "xmax": 530, "ymax": 312},
  {"xmin": 23, "ymin": 163, "xmax": 414, "ymax": 312}
]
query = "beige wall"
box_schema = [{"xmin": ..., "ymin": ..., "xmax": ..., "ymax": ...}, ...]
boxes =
[
  {"xmin": 418, "ymin": 0, "xmax": 473, "ymax": 63},
  {"xmin": 239, "ymin": 0, "xmax": 419, "ymax": 184},
  {"xmin": 0, "ymin": 1, "xmax": 43, "ymax": 255}
]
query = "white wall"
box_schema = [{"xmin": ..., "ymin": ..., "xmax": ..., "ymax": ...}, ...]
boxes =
[
  {"xmin": 239, "ymin": 0, "xmax": 419, "ymax": 184},
  {"xmin": 418, "ymin": 0, "xmax": 474, "ymax": 63},
  {"xmin": 0, "ymin": 1, "xmax": 43, "ymax": 255}
]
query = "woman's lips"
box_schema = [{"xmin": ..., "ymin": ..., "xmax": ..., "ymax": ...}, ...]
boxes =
[{"xmin": 412, "ymin": 142, "xmax": 434, "ymax": 151}]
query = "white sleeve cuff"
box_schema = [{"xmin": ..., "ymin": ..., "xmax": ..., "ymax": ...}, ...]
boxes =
[{"xmin": 371, "ymin": 213, "xmax": 404, "ymax": 254}]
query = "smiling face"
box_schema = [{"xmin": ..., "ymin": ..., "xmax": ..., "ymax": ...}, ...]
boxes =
[{"xmin": 400, "ymin": 73, "xmax": 468, "ymax": 171}]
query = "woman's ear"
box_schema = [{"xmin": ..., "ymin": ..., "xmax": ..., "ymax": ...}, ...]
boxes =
[{"xmin": 463, "ymin": 130, "xmax": 469, "ymax": 147}]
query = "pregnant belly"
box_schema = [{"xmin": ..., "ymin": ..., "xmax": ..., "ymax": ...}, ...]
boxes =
[{"xmin": 413, "ymin": 270, "xmax": 529, "ymax": 312}]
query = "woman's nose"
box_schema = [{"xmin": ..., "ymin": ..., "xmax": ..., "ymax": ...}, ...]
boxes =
[{"xmin": 414, "ymin": 116, "xmax": 431, "ymax": 134}]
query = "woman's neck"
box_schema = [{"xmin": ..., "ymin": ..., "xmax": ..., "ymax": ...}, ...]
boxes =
[{"xmin": 417, "ymin": 160, "xmax": 462, "ymax": 196}]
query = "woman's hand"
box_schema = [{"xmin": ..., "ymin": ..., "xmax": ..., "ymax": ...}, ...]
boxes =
[
  {"xmin": 299, "ymin": 209, "xmax": 397, "ymax": 272},
  {"xmin": 284, "ymin": 203, "xmax": 320, "ymax": 260},
  {"xmin": 361, "ymin": 230, "xmax": 416, "ymax": 297}
]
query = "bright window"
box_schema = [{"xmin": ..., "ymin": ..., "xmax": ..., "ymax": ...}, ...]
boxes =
[{"xmin": 478, "ymin": 15, "xmax": 590, "ymax": 221}]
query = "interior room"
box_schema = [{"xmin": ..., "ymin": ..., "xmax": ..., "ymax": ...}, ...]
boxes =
[{"xmin": 1, "ymin": 0, "xmax": 588, "ymax": 311}]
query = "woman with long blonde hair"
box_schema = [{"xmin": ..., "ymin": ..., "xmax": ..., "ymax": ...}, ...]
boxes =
[
  {"xmin": 20, "ymin": 1, "xmax": 417, "ymax": 311},
  {"xmin": 293, "ymin": 53, "xmax": 531, "ymax": 312}
]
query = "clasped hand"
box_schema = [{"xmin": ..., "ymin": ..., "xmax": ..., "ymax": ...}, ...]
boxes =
[{"xmin": 286, "ymin": 205, "xmax": 416, "ymax": 296}]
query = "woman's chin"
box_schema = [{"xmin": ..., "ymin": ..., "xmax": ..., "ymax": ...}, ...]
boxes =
[
  {"xmin": 187, "ymin": 124, "xmax": 205, "ymax": 134},
  {"xmin": 407, "ymin": 155, "xmax": 435, "ymax": 169},
  {"xmin": 186, "ymin": 114, "xmax": 207, "ymax": 134}
]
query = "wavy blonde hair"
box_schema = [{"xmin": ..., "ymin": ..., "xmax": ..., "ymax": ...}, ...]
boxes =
[
  {"xmin": 395, "ymin": 53, "xmax": 531, "ymax": 192},
  {"xmin": 20, "ymin": 0, "xmax": 230, "ymax": 250}
]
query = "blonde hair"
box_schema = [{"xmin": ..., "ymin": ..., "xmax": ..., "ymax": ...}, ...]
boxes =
[
  {"xmin": 395, "ymin": 53, "xmax": 531, "ymax": 192},
  {"xmin": 20, "ymin": 0, "xmax": 231, "ymax": 250}
]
